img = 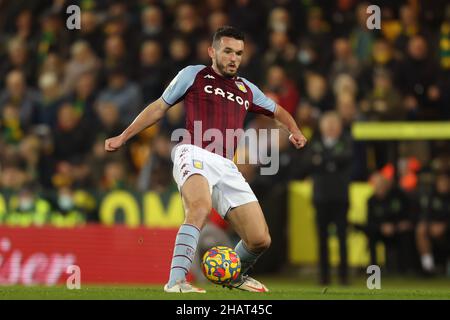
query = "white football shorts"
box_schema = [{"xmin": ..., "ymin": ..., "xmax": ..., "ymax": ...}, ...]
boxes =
[{"xmin": 171, "ymin": 144, "xmax": 258, "ymax": 218}]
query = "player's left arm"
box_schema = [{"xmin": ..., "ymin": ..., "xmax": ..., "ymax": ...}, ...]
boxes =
[
  {"xmin": 273, "ymin": 104, "xmax": 307, "ymax": 149},
  {"xmin": 243, "ymin": 78, "xmax": 307, "ymax": 149}
]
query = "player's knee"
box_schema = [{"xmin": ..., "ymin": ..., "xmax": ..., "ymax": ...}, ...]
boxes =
[
  {"xmin": 248, "ymin": 233, "xmax": 271, "ymax": 252},
  {"xmin": 184, "ymin": 202, "xmax": 211, "ymax": 228}
]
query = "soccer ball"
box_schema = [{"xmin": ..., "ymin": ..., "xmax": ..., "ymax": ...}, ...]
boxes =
[{"xmin": 202, "ymin": 246, "xmax": 241, "ymax": 284}]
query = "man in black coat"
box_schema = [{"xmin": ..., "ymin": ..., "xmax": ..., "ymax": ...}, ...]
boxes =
[
  {"xmin": 366, "ymin": 173, "xmax": 415, "ymax": 274},
  {"xmin": 306, "ymin": 111, "xmax": 353, "ymax": 285}
]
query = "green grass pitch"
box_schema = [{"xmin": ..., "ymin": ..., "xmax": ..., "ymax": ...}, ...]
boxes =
[{"xmin": 1, "ymin": 276, "xmax": 449, "ymax": 300}]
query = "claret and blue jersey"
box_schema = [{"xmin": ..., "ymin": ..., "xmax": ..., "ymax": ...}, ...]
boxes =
[{"xmin": 161, "ymin": 65, "xmax": 277, "ymax": 158}]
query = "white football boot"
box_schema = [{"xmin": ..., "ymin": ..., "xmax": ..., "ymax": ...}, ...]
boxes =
[
  {"xmin": 224, "ymin": 275, "xmax": 269, "ymax": 292},
  {"xmin": 164, "ymin": 280, "xmax": 206, "ymax": 293}
]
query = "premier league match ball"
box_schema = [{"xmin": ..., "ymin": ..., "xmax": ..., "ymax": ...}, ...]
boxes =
[{"xmin": 202, "ymin": 246, "xmax": 241, "ymax": 285}]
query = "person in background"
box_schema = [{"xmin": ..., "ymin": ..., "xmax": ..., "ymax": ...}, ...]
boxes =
[
  {"xmin": 416, "ymin": 173, "xmax": 449, "ymax": 275},
  {"xmin": 96, "ymin": 67, "xmax": 143, "ymax": 127},
  {"xmin": 306, "ymin": 111, "xmax": 352, "ymax": 285},
  {"xmin": 138, "ymin": 40, "xmax": 168, "ymax": 103},
  {"xmin": 349, "ymin": 2, "xmax": 375, "ymax": 64},
  {"xmin": 366, "ymin": 172, "xmax": 415, "ymax": 274},
  {"xmin": 36, "ymin": 72, "xmax": 63, "ymax": 128},
  {"xmin": 396, "ymin": 35, "xmax": 439, "ymax": 120},
  {"xmin": 2, "ymin": 182, "xmax": 50, "ymax": 227},
  {"xmin": 0, "ymin": 37, "xmax": 36, "ymax": 88},
  {"xmin": 360, "ymin": 68, "xmax": 405, "ymax": 121},
  {"xmin": 0, "ymin": 70, "xmax": 40, "ymax": 131},
  {"xmin": 264, "ymin": 65, "xmax": 300, "ymax": 116},
  {"xmin": 60, "ymin": 41, "xmax": 100, "ymax": 96},
  {"xmin": 302, "ymin": 72, "xmax": 334, "ymax": 113}
]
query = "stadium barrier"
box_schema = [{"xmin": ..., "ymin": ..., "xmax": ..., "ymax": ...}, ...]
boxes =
[{"xmin": 0, "ymin": 225, "xmax": 179, "ymax": 285}]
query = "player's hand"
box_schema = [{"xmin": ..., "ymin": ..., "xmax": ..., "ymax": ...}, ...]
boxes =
[
  {"xmin": 105, "ymin": 134, "xmax": 126, "ymax": 152},
  {"xmin": 289, "ymin": 132, "xmax": 307, "ymax": 149}
]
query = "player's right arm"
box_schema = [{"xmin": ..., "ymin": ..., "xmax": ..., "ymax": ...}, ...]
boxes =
[
  {"xmin": 105, "ymin": 65, "xmax": 205, "ymax": 152},
  {"xmin": 105, "ymin": 98, "xmax": 169, "ymax": 152}
]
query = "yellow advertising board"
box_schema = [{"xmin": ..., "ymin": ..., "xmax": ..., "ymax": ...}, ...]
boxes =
[{"xmin": 288, "ymin": 181, "xmax": 385, "ymax": 267}]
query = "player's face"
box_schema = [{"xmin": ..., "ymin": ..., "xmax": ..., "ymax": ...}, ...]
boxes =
[{"xmin": 210, "ymin": 37, "xmax": 244, "ymax": 77}]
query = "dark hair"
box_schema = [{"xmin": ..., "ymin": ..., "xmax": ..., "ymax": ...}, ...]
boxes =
[{"xmin": 213, "ymin": 26, "xmax": 244, "ymax": 45}]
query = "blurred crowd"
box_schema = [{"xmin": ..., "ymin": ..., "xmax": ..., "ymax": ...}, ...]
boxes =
[{"xmin": 0, "ymin": 0, "xmax": 449, "ymax": 275}]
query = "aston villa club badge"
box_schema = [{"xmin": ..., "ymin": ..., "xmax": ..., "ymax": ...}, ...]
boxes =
[
  {"xmin": 193, "ymin": 160, "xmax": 203, "ymax": 170},
  {"xmin": 235, "ymin": 81, "xmax": 247, "ymax": 93}
]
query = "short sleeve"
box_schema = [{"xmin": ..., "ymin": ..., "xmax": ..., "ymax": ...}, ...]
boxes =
[
  {"xmin": 161, "ymin": 65, "xmax": 205, "ymax": 106},
  {"xmin": 241, "ymin": 78, "xmax": 277, "ymax": 116}
]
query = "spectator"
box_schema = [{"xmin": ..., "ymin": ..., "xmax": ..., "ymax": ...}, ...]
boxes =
[
  {"xmin": 76, "ymin": 11, "xmax": 103, "ymax": 57},
  {"xmin": 396, "ymin": 35, "xmax": 440, "ymax": 119},
  {"xmin": 336, "ymin": 92, "xmax": 357, "ymax": 130},
  {"xmin": 138, "ymin": 40, "xmax": 168, "ymax": 103},
  {"xmin": 267, "ymin": 7, "xmax": 295, "ymax": 40},
  {"xmin": 167, "ymin": 37, "xmax": 193, "ymax": 78},
  {"xmin": 207, "ymin": 11, "xmax": 229, "ymax": 37},
  {"xmin": 300, "ymin": 7, "xmax": 333, "ymax": 74},
  {"xmin": 332, "ymin": 73, "xmax": 358, "ymax": 100},
  {"xmin": 65, "ymin": 71, "xmax": 99, "ymax": 128},
  {"xmin": 39, "ymin": 52, "xmax": 66, "ymax": 81},
  {"xmin": 379, "ymin": 4, "xmax": 402, "ymax": 43},
  {"xmin": 394, "ymin": 4, "xmax": 431, "ymax": 55},
  {"xmin": 294, "ymin": 103, "xmax": 318, "ymax": 142},
  {"xmin": 0, "ymin": 70, "xmax": 40, "ymax": 131},
  {"xmin": 140, "ymin": 5, "xmax": 166, "ymax": 44},
  {"xmin": 11, "ymin": 9, "xmax": 37, "ymax": 48},
  {"xmin": 103, "ymin": 12, "xmax": 130, "ymax": 39},
  {"xmin": 101, "ymin": 159, "xmax": 130, "ymax": 191},
  {"xmin": 438, "ymin": 9, "xmax": 450, "ymax": 70},
  {"xmin": 0, "ymin": 37, "xmax": 36, "ymax": 87},
  {"xmin": 194, "ymin": 37, "xmax": 212, "ymax": 66},
  {"xmin": 61, "ymin": 41, "xmax": 101, "ymax": 96},
  {"xmin": 329, "ymin": 38, "xmax": 360, "ymax": 84},
  {"xmin": 1, "ymin": 103, "xmax": 24, "ymax": 145},
  {"xmin": 36, "ymin": 71, "xmax": 63, "ymax": 128},
  {"xmin": 96, "ymin": 67, "xmax": 143, "ymax": 127},
  {"xmin": 17, "ymin": 134, "xmax": 41, "ymax": 182},
  {"xmin": 416, "ymin": 173, "xmax": 449, "ymax": 275},
  {"xmin": 302, "ymin": 72, "xmax": 334, "ymax": 113},
  {"xmin": 358, "ymin": 38, "xmax": 399, "ymax": 96},
  {"xmin": 0, "ymin": 158, "xmax": 29, "ymax": 193},
  {"xmin": 228, "ymin": 0, "xmax": 264, "ymax": 46},
  {"xmin": 173, "ymin": 3, "xmax": 202, "ymax": 47},
  {"xmin": 35, "ymin": 11, "xmax": 70, "ymax": 64},
  {"xmin": 95, "ymin": 101, "xmax": 124, "ymax": 139},
  {"xmin": 263, "ymin": 30, "xmax": 298, "ymax": 73},
  {"xmin": 431, "ymin": 12, "xmax": 450, "ymax": 119},
  {"xmin": 103, "ymin": 35, "xmax": 131, "ymax": 73},
  {"xmin": 326, "ymin": 0, "xmax": 356, "ymax": 37},
  {"xmin": 264, "ymin": 65, "xmax": 300, "ymax": 116},
  {"xmin": 366, "ymin": 173, "xmax": 416, "ymax": 274},
  {"xmin": 349, "ymin": 2, "xmax": 375, "ymax": 64},
  {"xmin": 2, "ymin": 182, "xmax": 50, "ymax": 227},
  {"xmin": 360, "ymin": 69, "xmax": 405, "ymax": 121},
  {"xmin": 52, "ymin": 103, "xmax": 93, "ymax": 163},
  {"xmin": 204, "ymin": 0, "xmax": 227, "ymax": 12},
  {"xmin": 49, "ymin": 186, "xmax": 92, "ymax": 226}
]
